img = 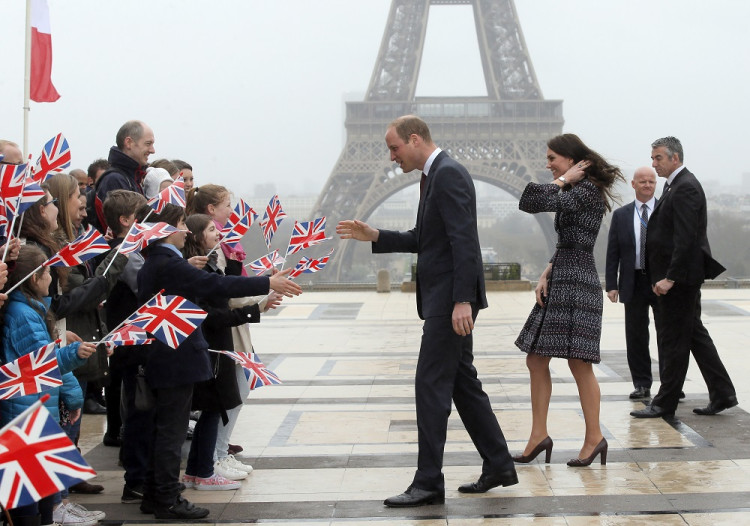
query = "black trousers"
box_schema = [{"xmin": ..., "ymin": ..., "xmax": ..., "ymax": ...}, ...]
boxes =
[
  {"xmin": 412, "ymin": 311, "xmax": 514, "ymax": 492},
  {"xmin": 143, "ymin": 382, "xmax": 193, "ymax": 508},
  {"xmin": 120, "ymin": 365, "xmax": 154, "ymax": 489},
  {"xmin": 624, "ymin": 272, "xmax": 663, "ymax": 388},
  {"xmin": 651, "ymin": 283, "xmax": 736, "ymax": 412}
]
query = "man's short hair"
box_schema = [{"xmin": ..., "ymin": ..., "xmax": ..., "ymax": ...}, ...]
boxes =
[
  {"xmin": 103, "ymin": 190, "xmax": 147, "ymax": 237},
  {"xmin": 0, "ymin": 139, "xmax": 19, "ymax": 152},
  {"xmin": 389, "ymin": 115, "xmax": 432, "ymax": 144},
  {"xmin": 87, "ymin": 159, "xmax": 109, "ymax": 181},
  {"xmin": 651, "ymin": 136, "xmax": 684, "ymax": 163},
  {"xmin": 149, "ymin": 158, "xmax": 179, "ymax": 177},
  {"xmin": 116, "ymin": 120, "xmax": 145, "ymax": 149}
]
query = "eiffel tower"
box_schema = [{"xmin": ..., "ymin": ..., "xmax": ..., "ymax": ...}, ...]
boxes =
[{"xmin": 313, "ymin": 0, "xmax": 563, "ymax": 278}]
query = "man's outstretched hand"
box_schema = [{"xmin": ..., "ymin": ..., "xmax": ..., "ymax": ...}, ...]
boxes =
[{"xmin": 336, "ymin": 220, "xmax": 379, "ymax": 243}]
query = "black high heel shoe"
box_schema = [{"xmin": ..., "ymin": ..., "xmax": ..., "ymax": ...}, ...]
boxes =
[
  {"xmin": 513, "ymin": 436, "xmax": 553, "ymax": 464},
  {"xmin": 567, "ymin": 438, "xmax": 608, "ymax": 467}
]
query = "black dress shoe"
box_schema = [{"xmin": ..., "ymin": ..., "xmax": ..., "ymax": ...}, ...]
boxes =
[
  {"xmin": 693, "ymin": 396, "xmax": 738, "ymax": 415},
  {"xmin": 102, "ymin": 434, "xmax": 121, "ymax": 447},
  {"xmin": 83, "ymin": 398, "xmax": 107, "ymax": 415},
  {"xmin": 383, "ymin": 486, "xmax": 445, "ymax": 507},
  {"xmin": 69, "ymin": 480, "xmax": 104, "ymax": 494},
  {"xmin": 629, "ymin": 387, "xmax": 651, "ymax": 399},
  {"xmin": 153, "ymin": 496, "xmax": 209, "ymax": 519},
  {"xmin": 630, "ymin": 404, "xmax": 674, "ymax": 419},
  {"xmin": 458, "ymin": 470, "xmax": 518, "ymax": 493}
]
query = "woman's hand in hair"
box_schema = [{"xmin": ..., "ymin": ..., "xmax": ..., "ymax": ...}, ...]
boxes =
[{"xmin": 562, "ymin": 160, "xmax": 591, "ymax": 184}]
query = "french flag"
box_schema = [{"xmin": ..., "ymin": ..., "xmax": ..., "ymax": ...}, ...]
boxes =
[{"xmin": 30, "ymin": 0, "xmax": 60, "ymax": 103}]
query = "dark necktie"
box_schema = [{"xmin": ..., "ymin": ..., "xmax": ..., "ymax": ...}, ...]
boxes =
[
  {"xmin": 639, "ymin": 203, "xmax": 649, "ymax": 269},
  {"xmin": 661, "ymin": 182, "xmax": 669, "ymax": 197},
  {"xmin": 420, "ymin": 172, "xmax": 426, "ymax": 198}
]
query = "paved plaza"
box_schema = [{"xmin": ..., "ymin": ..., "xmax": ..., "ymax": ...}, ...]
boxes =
[{"xmin": 76, "ymin": 287, "xmax": 750, "ymax": 525}]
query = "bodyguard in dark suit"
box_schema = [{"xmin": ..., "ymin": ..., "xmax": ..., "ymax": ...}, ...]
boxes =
[
  {"xmin": 336, "ymin": 115, "xmax": 516, "ymax": 507},
  {"xmin": 631, "ymin": 136, "xmax": 737, "ymax": 419},
  {"xmin": 605, "ymin": 167, "xmax": 662, "ymax": 399}
]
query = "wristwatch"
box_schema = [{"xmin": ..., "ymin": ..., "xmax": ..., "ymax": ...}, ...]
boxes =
[{"xmin": 559, "ymin": 176, "xmax": 567, "ymax": 184}]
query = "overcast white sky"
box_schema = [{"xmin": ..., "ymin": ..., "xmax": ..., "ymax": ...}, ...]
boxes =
[{"xmin": 1, "ymin": 0, "xmax": 749, "ymax": 199}]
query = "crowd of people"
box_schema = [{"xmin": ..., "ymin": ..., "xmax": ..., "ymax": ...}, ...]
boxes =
[
  {"xmin": 0, "ymin": 114, "xmax": 739, "ymax": 520},
  {"xmin": 0, "ymin": 121, "xmax": 302, "ymax": 523}
]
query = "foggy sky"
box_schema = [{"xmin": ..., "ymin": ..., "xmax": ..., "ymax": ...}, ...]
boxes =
[{"xmin": 1, "ymin": 0, "xmax": 748, "ymax": 200}]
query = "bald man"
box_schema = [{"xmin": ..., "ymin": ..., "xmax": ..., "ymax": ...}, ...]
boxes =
[
  {"xmin": 605, "ymin": 167, "xmax": 663, "ymax": 399},
  {"xmin": 0, "ymin": 140, "xmax": 23, "ymax": 164},
  {"xmin": 70, "ymin": 168, "xmax": 89, "ymax": 193}
]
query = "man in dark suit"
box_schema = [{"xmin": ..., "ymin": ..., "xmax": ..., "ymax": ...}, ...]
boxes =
[
  {"xmin": 606, "ymin": 167, "xmax": 662, "ymax": 399},
  {"xmin": 630, "ymin": 136, "xmax": 737, "ymax": 419},
  {"xmin": 336, "ymin": 115, "xmax": 517, "ymax": 507}
]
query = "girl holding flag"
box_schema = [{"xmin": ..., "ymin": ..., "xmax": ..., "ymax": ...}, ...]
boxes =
[{"xmin": 1, "ymin": 245, "xmax": 97, "ymax": 526}]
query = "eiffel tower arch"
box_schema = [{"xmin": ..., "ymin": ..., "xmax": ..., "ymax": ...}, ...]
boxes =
[{"xmin": 313, "ymin": 0, "xmax": 564, "ymax": 279}]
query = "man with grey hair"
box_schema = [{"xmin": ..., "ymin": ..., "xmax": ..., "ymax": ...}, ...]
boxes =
[
  {"xmin": 92, "ymin": 120, "xmax": 155, "ymax": 231},
  {"xmin": 630, "ymin": 136, "xmax": 737, "ymax": 419},
  {"xmin": 0, "ymin": 140, "xmax": 23, "ymax": 164}
]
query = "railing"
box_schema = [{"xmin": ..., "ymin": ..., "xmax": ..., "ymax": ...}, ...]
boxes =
[{"xmin": 410, "ymin": 262, "xmax": 521, "ymax": 281}]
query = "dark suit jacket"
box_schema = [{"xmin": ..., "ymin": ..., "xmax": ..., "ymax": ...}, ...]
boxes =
[
  {"xmin": 372, "ymin": 151, "xmax": 487, "ymax": 319},
  {"xmin": 606, "ymin": 200, "xmax": 654, "ymax": 304},
  {"xmin": 137, "ymin": 244, "xmax": 270, "ymax": 389},
  {"xmin": 646, "ymin": 167, "xmax": 725, "ymax": 286}
]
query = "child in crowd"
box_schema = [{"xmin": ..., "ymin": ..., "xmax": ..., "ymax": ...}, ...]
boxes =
[
  {"xmin": 133, "ymin": 203, "xmax": 301, "ymax": 520},
  {"xmin": 186, "ymin": 185, "xmax": 264, "ymax": 472},
  {"xmin": 100, "ymin": 191, "xmax": 151, "ymax": 501},
  {"xmin": 1, "ymin": 245, "xmax": 98, "ymax": 526}
]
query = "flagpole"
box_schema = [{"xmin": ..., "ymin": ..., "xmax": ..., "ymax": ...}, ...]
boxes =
[
  {"xmin": 23, "ymin": 0, "xmax": 32, "ymax": 157},
  {"xmin": 205, "ymin": 239, "xmax": 222, "ymax": 258},
  {"xmin": 2, "ymin": 171, "xmax": 29, "ymax": 263},
  {"xmin": 101, "ymin": 221, "xmax": 138, "ymax": 276}
]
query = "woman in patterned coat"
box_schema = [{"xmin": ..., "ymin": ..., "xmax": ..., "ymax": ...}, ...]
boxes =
[{"xmin": 514, "ymin": 134, "xmax": 623, "ymax": 467}]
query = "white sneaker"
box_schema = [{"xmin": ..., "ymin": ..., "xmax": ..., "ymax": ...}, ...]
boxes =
[
  {"xmin": 66, "ymin": 503, "xmax": 105, "ymax": 521},
  {"xmin": 193, "ymin": 473, "xmax": 242, "ymax": 491},
  {"xmin": 52, "ymin": 503, "xmax": 98, "ymax": 526},
  {"xmin": 213, "ymin": 458, "xmax": 247, "ymax": 481},
  {"xmin": 221, "ymin": 454, "xmax": 253, "ymax": 474}
]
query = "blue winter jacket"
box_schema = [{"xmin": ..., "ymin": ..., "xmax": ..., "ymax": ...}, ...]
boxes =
[{"xmin": 1, "ymin": 291, "xmax": 86, "ymax": 425}]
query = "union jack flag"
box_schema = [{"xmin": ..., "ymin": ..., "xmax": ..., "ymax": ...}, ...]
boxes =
[
  {"xmin": 0, "ymin": 341, "xmax": 62, "ymax": 401},
  {"xmin": 119, "ymin": 222, "xmax": 181, "ymax": 255},
  {"xmin": 101, "ymin": 325, "xmax": 154, "ymax": 350},
  {"xmin": 0, "ymin": 198, "xmax": 8, "ymax": 238},
  {"xmin": 15, "ymin": 178, "xmax": 46, "ymax": 217},
  {"xmin": 44, "ymin": 226, "xmax": 110, "ymax": 267},
  {"xmin": 30, "ymin": 134, "xmax": 72, "ymax": 183},
  {"xmin": 147, "ymin": 174, "xmax": 186, "ymax": 213},
  {"xmin": 286, "ymin": 217, "xmax": 330, "ymax": 256},
  {"xmin": 208, "ymin": 350, "xmax": 282, "ymax": 390},
  {"xmin": 0, "ymin": 163, "xmax": 30, "ymax": 216},
  {"xmin": 0, "ymin": 394, "xmax": 96, "ymax": 510},
  {"xmin": 289, "ymin": 249, "xmax": 334, "ymax": 279},
  {"xmin": 221, "ymin": 200, "xmax": 257, "ymax": 247},
  {"xmin": 245, "ymin": 250, "xmax": 285, "ymax": 276},
  {"xmin": 259, "ymin": 195, "xmax": 287, "ymax": 249},
  {"xmin": 123, "ymin": 293, "xmax": 207, "ymax": 349}
]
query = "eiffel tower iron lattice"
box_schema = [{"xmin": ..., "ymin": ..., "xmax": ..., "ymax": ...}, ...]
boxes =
[{"xmin": 313, "ymin": 0, "xmax": 563, "ymax": 279}]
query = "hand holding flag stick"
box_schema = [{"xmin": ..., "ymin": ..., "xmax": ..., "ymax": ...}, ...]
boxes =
[{"xmin": 4, "ymin": 226, "xmax": 111, "ymax": 294}]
